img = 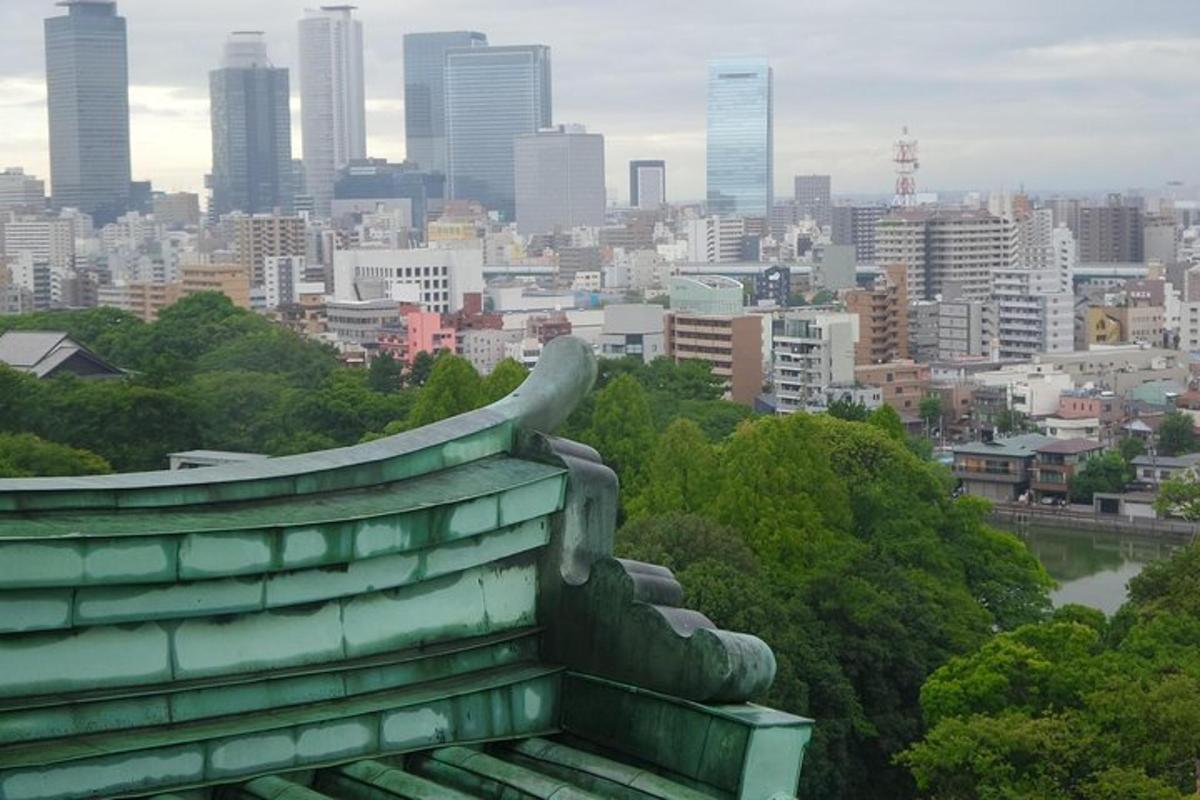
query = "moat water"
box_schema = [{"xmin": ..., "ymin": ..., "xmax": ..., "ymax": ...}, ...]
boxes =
[{"xmin": 1005, "ymin": 525, "xmax": 1184, "ymax": 616}]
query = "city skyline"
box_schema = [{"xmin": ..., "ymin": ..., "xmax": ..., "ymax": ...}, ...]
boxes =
[{"xmin": 0, "ymin": 0, "xmax": 1196, "ymax": 202}]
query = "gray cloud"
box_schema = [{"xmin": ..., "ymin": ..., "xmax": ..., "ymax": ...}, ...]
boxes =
[{"xmin": 1, "ymin": 0, "xmax": 1197, "ymax": 201}]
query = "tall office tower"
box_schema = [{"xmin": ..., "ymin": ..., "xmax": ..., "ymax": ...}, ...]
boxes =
[
  {"xmin": 629, "ymin": 160, "xmax": 666, "ymax": 209},
  {"xmin": 298, "ymin": 5, "xmax": 366, "ymax": 218},
  {"xmin": 514, "ymin": 125, "xmax": 605, "ymax": 235},
  {"xmin": 445, "ymin": 45, "xmax": 552, "ymax": 221},
  {"xmin": 209, "ymin": 32, "xmax": 293, "ymax": 216},
  {"xmin": 875, "ymin": 208, "xmax": 1016, "ymax": 301},
  {"xmin": 403, "ymin": 31, "xmax": 487, "ymax": 173},
  {"xmin": 706, "ymin": 57, "xmax": 772, "ymax": 218},
  {"xmin": 794, "ymin": 174, "xmax": 831, "ymax": 227},
  {"xmin": 831, "ymin": 204, "xmax": 888, "ymax": 263},
  {"xmin": 44, "ymin": 0, "xmax": 131, "ymax": 225},
  {"xmin": 1078, "ymin": 194, "xmax": 1144, "ymax": 263}
]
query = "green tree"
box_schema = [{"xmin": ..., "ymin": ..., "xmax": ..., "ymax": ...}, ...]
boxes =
[
  {"xmin": 480, "ymin": 358, "xmax": 528, "ymax": 404},
  {"xmin": 919, "ymin": 394, "xmax": 943, "ymax": 433},
  {"xmin": 402, "ymin": 355, "xmax": 482, "ymax": 430},
  {"xmin": 1157, "ymin": 410, "xmax": 1199, "ymax": 457},
  {"xmin": 625, "ymin": 419, "xmax": 717, "ymax": 520},
  {"xmin": 582, "ymin": 373, "xmax": 657, "ymax": 485},
  {"xmin": 406, "ymin": 350, "xmax": 437, "ymax": 388},
  {"xmin": 1154, "ymin": 471, "xmax": 1200, "ymax": 521},
  {"xmin": 0, "ymin": 433, "xmax": 111, "ymax": 477},
  {"xmin": 995, "ymin": 408, "xmax": 1030, "ymax": 435},
  {"xmin": 1118, "ymin": 436, "xmax": 1147, "ymax": 463},
  {"xmin": 826, "ymin": 397, "xmax": 869, "ymax": 422},
  {"xmin": 366, "ymin": 352, "xmax": 404, "ymax": 394},
  {"xmin": 867, "ymin": 404, "xmax": 906, "ymax": 441},
  {"xmin": 1068, "ymin": 451, "xmax": 1131, "ymax": 503}
]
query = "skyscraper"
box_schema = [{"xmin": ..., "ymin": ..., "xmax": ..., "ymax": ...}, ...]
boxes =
[
  {"xmin": 44, "ymin": 0, "xmax": 131, "ymax": 225},
  {"xmin": 298, "ymin": 5, "xmax": 366, "ymax": 218},
  {"xmin": 209, "ymin": 32, "xmax": 293, "ymax": 216},
  {"xmin": 706, "ymin": 57, "xmax": 772, "ymax": 218},
  {"xmin": 514, "ymin": 125, "xmax": 606, "ymax": 235},
  {"xmin": 403, "ymin": 31, "xmax": 487, "ymax": 174},
  {"xmin": 629, "ymin": 160, "xmax": 666, "ymax": 209},
  {"xmin": 445, "ymin": 45, "xmax": 552, "ymax": 221}
]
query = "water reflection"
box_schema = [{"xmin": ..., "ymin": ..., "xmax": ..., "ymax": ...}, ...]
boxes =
[{"xmin": 1005, "ymin": 525, "xmax": 1183, "ymax": 616}]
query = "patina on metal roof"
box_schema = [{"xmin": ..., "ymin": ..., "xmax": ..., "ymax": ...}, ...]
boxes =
[{"xmin": 0, "ymin": 336, "xmax": 811, "ymax": 800}]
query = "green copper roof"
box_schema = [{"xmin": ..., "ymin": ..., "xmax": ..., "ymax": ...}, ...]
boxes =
[{"xmin": 0, "ymin": 337, "xmax": 811, "ymax": 800}]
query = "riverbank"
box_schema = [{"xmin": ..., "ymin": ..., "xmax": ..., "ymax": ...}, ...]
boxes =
[{"xmin": 989, "ymin": 502, "xmax": 1197, "ymax": 542}]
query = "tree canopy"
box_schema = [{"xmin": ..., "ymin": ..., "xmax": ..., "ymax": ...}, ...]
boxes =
[{"xmin": 1157, "ymin": 410, "xmax": 1199, "ymax": 457}]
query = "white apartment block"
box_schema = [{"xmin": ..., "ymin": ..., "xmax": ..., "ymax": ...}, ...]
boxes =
[
  {"xmin": 771, "ymin": 311, "xmax": 859, "ymax": 414},
  {"xmin": 875, "ymin": 208, "xmax": 1016, "ymax": 302},
  {"xmin": 683, "ymin": 216, "xmax": 744, "ymax": 264},
  {"xmin": 332, "ymin": 247, "xmax": 484, "ymax": 313},
  {"xmin": 0, "ymin": 169, "xmax": 46, "ymax": 213},
  {"xmin": 993, "ymin": 266, "xmax": 1074, "ymax": 360},
  {"xmin": 2, "ymin": 216, "xmax": 75, "ymax": 272},
  {"xmin": 264, "ymin": 255, "xmax": 306, "ymax": 308}
]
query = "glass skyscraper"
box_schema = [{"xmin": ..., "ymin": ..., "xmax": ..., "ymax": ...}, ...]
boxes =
[
  {"xmin": 44, "ymin": 0, "xmax": 131, "ymax": 225},
  {"xmin": 403, "ymin": 31, "xmax": 487, "ymax": 174},
  {"xmin": 209, "ymin": 32, "xmax": 293, "ymax": 216},
  {"xmin": 445, "ymin": 45, "xmax": 551, "ymax": 221},
  {"xmin": 706, "ymin": 57, "xmax": 773, "ymax": 218}
]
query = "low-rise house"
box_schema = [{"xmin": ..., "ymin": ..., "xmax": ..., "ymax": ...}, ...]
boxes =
[
  {"xmin": 1030, "ymin": 438, "xmax": 1106, "ymax": 500},
  {"xmin": 1130, "ymin": 452, "xmax": 1200, "ymax": 488},
  {"xmin": 952, "ymin": 433, "xmax": 1054, "ymax": 501}
]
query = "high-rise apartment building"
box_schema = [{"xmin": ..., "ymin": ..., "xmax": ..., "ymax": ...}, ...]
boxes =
[
  {"xmin": 231, "ymin": 214, "xmax": 306, "ymax": 286},
  {"xmin": 875, "ymin": 208, "xmax": 1016, "ymax": 301},
  {"xmin": 665, "ymin": 277, "xmax": 763, "ymax": 406},
  {"xmin": 1, "ymin": 217, "xmax": 76, "ymax": 273},
  {"xmin": 402, "ymin": 31, "xmax": 487, "ymax": 174},
  {"xmin": 629, "ymin": 160, "xmax": 666, "ymax": 209},
  {"xmin": 298, "ymin": 5, "xmax": 366, "ymax": 218},
  {"xmin": 445, "ymin": 45, "xmax": 552, "ymax": 220},
  {"xmin": 682, "ymin": 216, "xmax": 745, "ymax": 264},
  {"xmin": 794, "ymin": 175, "xmax": 831, "ymax": 227},
  {"xmin": 209, "ymin": 32, "xmax": 293, "ymax": 216},
  {"xmin": 831, "ymin": 204, "xmax": 888, "ymax": 263},
  {"xmin": 44, "ymin": 0, "xmax": 131, "ymax": 225},
  {"xmin": 1078, "ymin": 194, "xmax": 1143, "ymax": 263},
  {"xmin": 937, "ymin": 298, "xmax": 996, "ymax": 360},
  {"xmin": 845, "ymin": 264, "xmax": 909, "ymax": 365},
  {"xmin": 513, "ymin": 125, "xmax": 605, "ymax": 236},
  {"xmin": 0, "ymin": 169, "xmax": 47, "ymax": 214},
  {"xmin": 706, "ymin": 58, "xmax": 772, "ymax": 218}
]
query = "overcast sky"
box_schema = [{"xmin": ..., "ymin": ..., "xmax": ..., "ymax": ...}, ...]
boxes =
[{"xmin": 1, "ymin": 0, "xmax": 1196, "ymax": 203}]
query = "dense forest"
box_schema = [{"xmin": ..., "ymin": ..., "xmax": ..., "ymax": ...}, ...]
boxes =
[{"xmin": 2, "ymin": 295, "xmax": 1197, "ymax": 799}]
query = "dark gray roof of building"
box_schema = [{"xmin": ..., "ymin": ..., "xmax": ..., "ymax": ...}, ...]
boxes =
[
  {"xmin": 953, "ymin": 433, "xmax": 1055, "ymax": 458},
  {"xmin": 1035, "ymin": 439, "xmax": 1106, "ymax": 455}
]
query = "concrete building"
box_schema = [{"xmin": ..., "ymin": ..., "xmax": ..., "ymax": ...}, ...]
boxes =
[
  {"xmin": 938, "ymin": 297, "xmax": 996, "ymax": 360},
  {"xmin": 44, "ymin": 0, "xmax": 131, "ymax": 224},
  {"xmin": 402, "ymin": 31, "xmax": 487, "ymax": 174},
  {"xmin": 845, "ymin": 263, "xmax": 908, "ymax": 365},
  {"xmin": 831, "ymin": 204, "xmax": 888, "ymax": 263},
  {"xmin": 1078, "ymin": 195, "xmax": 1143, "ymax": 263},
  {"xmin": 181, "ymin": 263, "xmax": 252, "ymax": 308},
  {"xmin": 8, "ymin": 253, "xmax": 62, "ymax": 310},
  {"xmin": 377, "ymin": 307, "xmax": 457, "ymax": 364},
  {"xmin": 152, "ymin": 192, "xmax": 201, "ymax": 229},
  {"xmin": 993, "ymin": 266, "xmax": 1074, "ymax": 359},
  {"xmin": 325, "ymin": 298, "xmax": 401, "ymax": 344},
  {"xmin": 666, "ymin": 311, "xmax": 763, "ymax": 406},
  {"xmin": 334, "ymin": 159, "xmax": 444, "ymax": 235},
  {"xmin": 1, "ymin": 217, "xmax": 75, "ymax": 273},
  {"xmin": 706, "ymin": 57, "xmax": 772, "ymax": 218},
  {"xmin": 793, "ymin": 174, "xmax": 831, "ymax": 228},
  {"xmin": 629, "ymin": 160, "xmax": 666, "ymax": 209},
  {"xmin": 908, "ymin": 300, "xmax": 940, "ymax": 364},
  {"xmin": 445, "ymin": 44, "xmax": 552, "ymax": 220},
  {"xmin": 459, "ymin": 327, "xmax": 519, "ymax": 374},
  {"xmin": 514, "ymin": 125, "xmax": 606, "ymax": 236},
  {"xmin": 332, "ymin": 247, "xmax": 484, "ymax": 314},
  {"xmin": 209, "ymin": 32, "xmax": 293, "ymax": 216},
  {"xmin": 298, "ymin": 5, "xmax": 366, "ymax": 218},
  {"xmin": 598, "ymin": 304, "xmax": 665, "ymax": 362},
  {"xmin": 682, "ymin": 216, "xmax": 745, "ymax": 264},
  {"xmin": 771, "ymin": 311, "xmax": 858, "ymax": 413},
  {"xmin": 96, "ymin": 280, "xmax": 183, "ymax": 321},
  {"xmin": 231, "ymin": 214, "xmax": 306, "ymax": 286},
  {"xmin": 263, "ymin": 255, "xmax": 305, "ymax": 308},
  {"xmin": 1143, "ymin": 213, "xmax": 1178, "ymax": 265},
  {"xmin": 854, "ymin": 360, "xmax": 931, "ymax": 416},
  {"xmin": 669, "ymin": 275, "xmax": 744, "ymax": 316},
  {"xmin": 876, "ymin": 207, "xmax": 1016, "ymax": 301},
  {"xmin": 0, "ymin": 169, "xmax": 46, "ymax": 214}
]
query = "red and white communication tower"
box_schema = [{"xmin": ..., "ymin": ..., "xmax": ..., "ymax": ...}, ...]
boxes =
[{"xmin": 892, "ymin": 126, "xmax": 919, "ymax": 208}]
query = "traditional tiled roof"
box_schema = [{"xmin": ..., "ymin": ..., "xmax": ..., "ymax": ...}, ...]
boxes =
[
  {"xmin": 0, "ymin": 336, "xmax": 811, "ymax": 800},
  {"xmin": 0, "ymin": 330, "xmax": 124, "ymax": 379},
  {"xmin": 1035, "ymin": 438, "xmax": 1106, "ymax": 455},
  {"xmin": 952, "ymin": 433, "xmax": 1054, "ymax": 458}
]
